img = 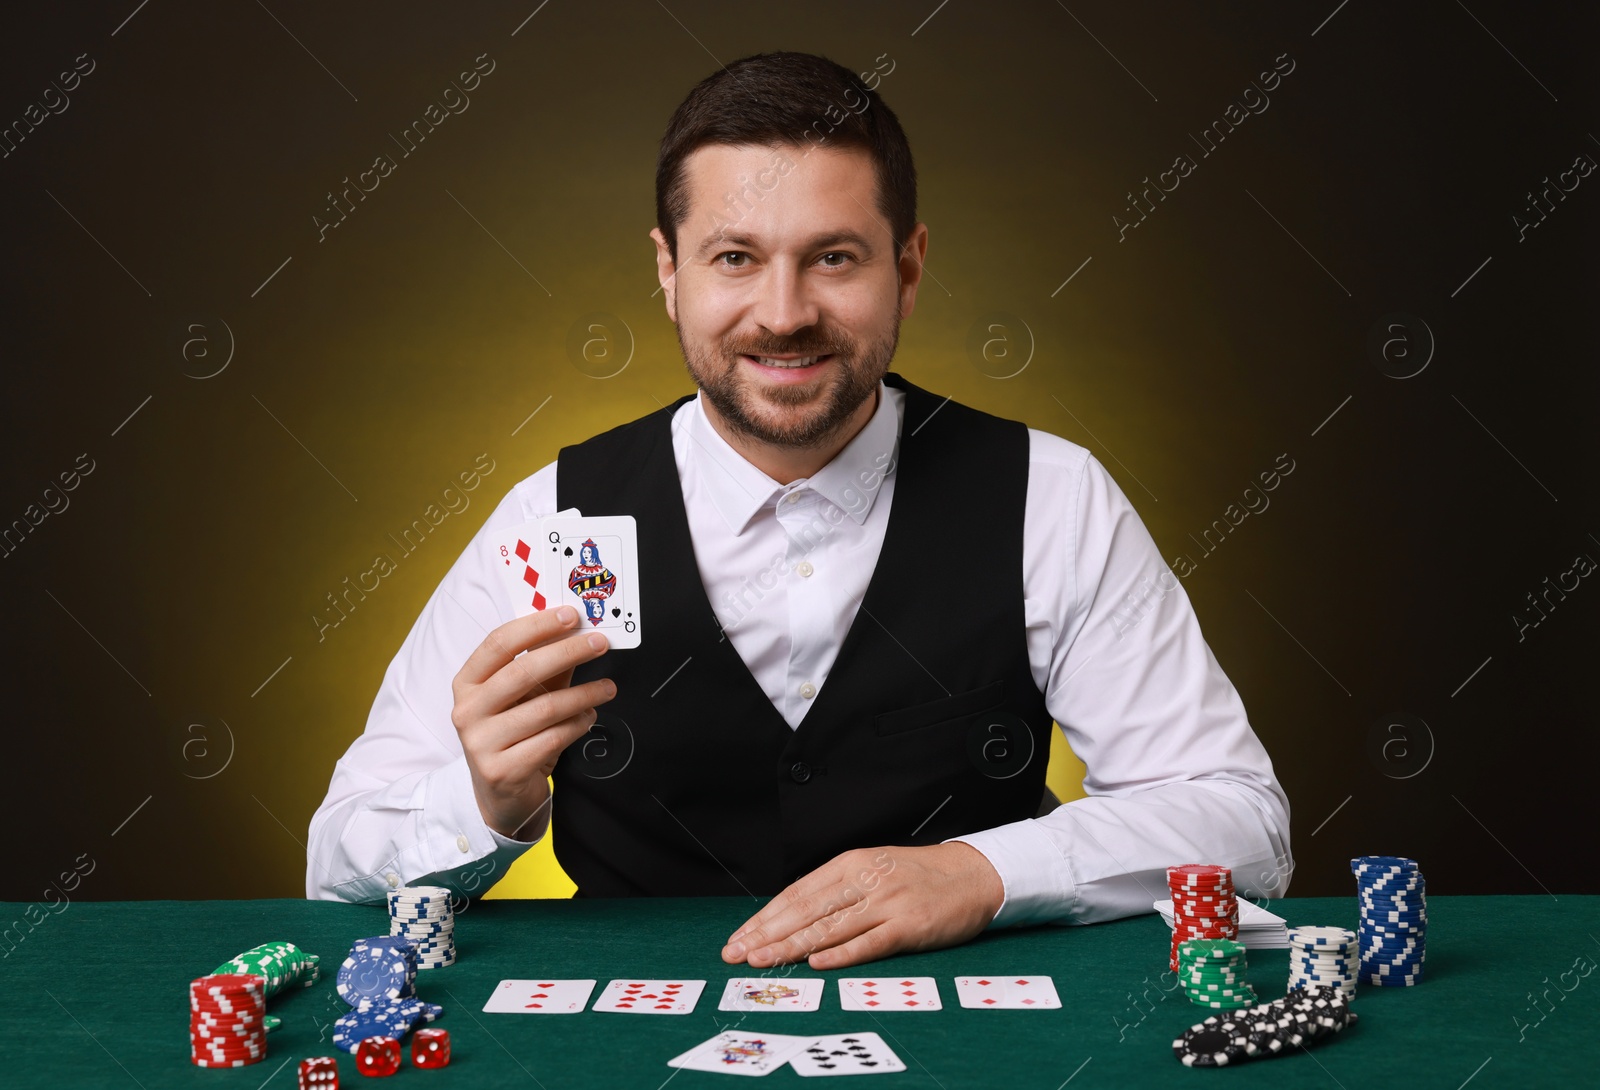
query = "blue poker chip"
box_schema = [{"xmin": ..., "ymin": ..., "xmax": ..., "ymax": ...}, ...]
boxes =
[
  {"xmin": 331, "ymin": 1007, "xmax": 401, "ymax": 1052},
  {"xmin": 337, "ymin": 939, "xmax": 417, "ymax": 1005}
]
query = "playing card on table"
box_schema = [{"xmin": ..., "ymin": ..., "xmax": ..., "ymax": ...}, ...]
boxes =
[
  {"xmin": 953, "ymin": 975, "xmax": 1061, "ymax": 1009},
  {"xmin": 838, "ymin": 977, "xmax": 941, "ymax": 1012},
  {"xmin": 538, "ymin": 514, "xmax": 642, "ymax": 648},
  {"xmin": 481, "ymin": 979, "xmax": 595, "ymax": 1014},
  {"xmin": 718, "ymin": 976, "xmax": 824, "ymax": 1012},
  {"xmin": 666, "ymin": 1030, "xmax": 811, "ymax": 1076},
  {"xmin": 592, "ymin": 978, "xmax": 704, "ymax": 1014},
  {"xmin": 789, "ymin": 1032, "xmax": 907, "ymax": 1077}
]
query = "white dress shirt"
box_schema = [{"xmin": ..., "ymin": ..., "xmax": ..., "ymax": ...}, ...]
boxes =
[{"xmin": 307, "ymin": 381, "xmax": 1293, "ymax": 927}]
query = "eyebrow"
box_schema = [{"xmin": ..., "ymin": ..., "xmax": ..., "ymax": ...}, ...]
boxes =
[{"xmin": 694, "ymin": 230, "xmax": 878, "ymax": 261}]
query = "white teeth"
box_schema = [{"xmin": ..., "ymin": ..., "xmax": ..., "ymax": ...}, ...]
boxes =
[{"xmin": 754, "ymin": 355, "xmax": 822, "ymax": 368}]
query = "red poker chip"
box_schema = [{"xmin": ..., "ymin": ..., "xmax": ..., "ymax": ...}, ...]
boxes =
[
  {"xmin": 191, "ymin": 1043, "xmax": 265, "ymax": 1057},
  {"xmin": 190, "ymin": 1038, "xmax": 266, "ymax": 1054},
  {"xmin": 191, "ymin": 1055, "xmax": 264, "ymax": 1068}
]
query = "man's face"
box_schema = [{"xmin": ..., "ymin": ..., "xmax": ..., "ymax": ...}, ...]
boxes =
[{"xmin": 654, "ymin": 143, "xmax": 921, "ymax": 451}]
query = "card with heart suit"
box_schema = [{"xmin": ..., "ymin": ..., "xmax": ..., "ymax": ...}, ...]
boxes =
[
  {"xmin": 489, "ymin": 508, "xmax": 578, "ymax": 617},
  {"xmin": 538, "ymin": 514, "xmax": 642, "ymax": 649},
  {"xmin": 666, "ymin": 1030, "xmax": 812, "ymax": 1076},
  {"xmin": 837, "ymin": 977, "xmax": 942, "ymax": 1012},
  {"xmin": 481, "ymin": 979, "xmax": 595, "ymax": 1014},
  {"xmin": 718, "ymin": 976, "xmax": 825, "ymax": 1012},
  {"xmin": 592, "ymin": 978, "xmax": 704, "ymax": 1014},
  {"xmin": 953, "ymin": 975, "xmax": 1061, "ymax": 1009},
  {"xmin": 789, "ymin": 1032, "xmax": 907, "ymax": 1077}
]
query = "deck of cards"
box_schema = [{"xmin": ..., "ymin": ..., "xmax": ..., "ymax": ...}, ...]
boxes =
[{"xmin": 492, "ymin": 509, "xmax": 642, "ymax": 648}]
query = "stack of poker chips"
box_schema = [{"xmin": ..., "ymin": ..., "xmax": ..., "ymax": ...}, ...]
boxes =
[
  {"xmin": 1176, "ymin": 938, "xmax": 1258, "ymax": 1009},
  {"xmin": 1286, "ymin": 925, "xmax": 1357, "ymax": 997},
  {"xmin": 333, "ymin": 935, "xmax": 444, "ymax": 1053},
  {"xmin": 389, "ymin": 885, "xmax": 457, "ymax": 968},
  {"xmin": 1173, "ymin": 985, "xmax": 1358, "ymax": 1067},
  {"xmin": 189, "ymin": 973, "xmax": 267, "ymax": 1068},
  {"xmin": 1352, "ymin": 855, "xmax": 1426, "ymax": 986},
  {"xmin": 1166, "ymin": 864, "xmax": 1238, "ymax": 971},
  {"xmin": 212, "ymin": 940, "xmax": 320, "ymax": 1033}
]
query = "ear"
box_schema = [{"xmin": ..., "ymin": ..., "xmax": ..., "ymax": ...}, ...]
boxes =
[
  {"xmin": 895, "ymin": 222, "xmax": 930, "ymax": 320},
  {"xmin": 649, "ymin": 227, "xmax": 679, "ymax": 323}
]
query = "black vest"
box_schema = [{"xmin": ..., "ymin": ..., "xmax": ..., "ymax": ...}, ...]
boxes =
[{"xmin": 552, "ymin": 371, "xmax": 1052, "ymax": 896}]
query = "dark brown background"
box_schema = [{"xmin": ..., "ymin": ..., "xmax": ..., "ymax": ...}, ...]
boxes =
[{"xmin": 1, "ymin": 1, "xmax": 1594, "ymax": 905}]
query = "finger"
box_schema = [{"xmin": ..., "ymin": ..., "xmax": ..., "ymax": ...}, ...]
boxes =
[
  {"xmin": 804, "ymin": 922, "xmax": 902, "ymax": 971},
  {"xmin": 458, "ymin": 607, "xmax": 580, "ymax": 686},
  {"xmin": 500, "ymin": 705, "xmax": 599, "ymax": 773},
  {"xmin": 745, "ymin": 896, "xmax": 880, "ymax": 968},
  {"xmin": 728, "ymin": 874, "xmax": 868, "ymax": 962},
  {"xmin": 482, "ymin": 626, "xmax": 610, "ymax": 713},
  {"xmin": 478, "ymin": 677, "xmax": 617, "ymax": 754},
  {"xmin": 724, "ymin": 862, "xmax": 848, "ymax": 954}
]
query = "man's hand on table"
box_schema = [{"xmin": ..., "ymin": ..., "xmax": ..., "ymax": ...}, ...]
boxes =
[
  {"xmin": 451, "ymin": 604, "xmax": 617, "ymax": 840},
  {"xmin": 721, "ymin": 842, "xmax": 1005, "ymax": 970}
]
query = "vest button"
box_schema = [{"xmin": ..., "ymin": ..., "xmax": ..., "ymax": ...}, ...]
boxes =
[{"xmin": 789, "ymin": 761, "xmax": 812, "ymax": 784}]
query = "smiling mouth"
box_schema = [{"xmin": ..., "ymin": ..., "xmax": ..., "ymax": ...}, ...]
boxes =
[{"xmin": 742, "ymin": 353, "xmax": 833, "ymax": 369}]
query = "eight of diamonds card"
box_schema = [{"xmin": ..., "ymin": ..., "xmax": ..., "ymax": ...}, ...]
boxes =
[
  {"xmin": 538, "ymin": 514, "xmax": 642, "ymax": 648},
  {"xmin": 953, "ymin": 975, "xmax": 1062, "ymax": 1009},
  {"xmin": 491, "ymin": 519, "xmax": 559, "ymax": 617},
  {"xmin": 592, "ymin": 978, "xmax": 704, "ymax": 1014},
  {"xmin": 667, "ymin": 1031, "xmax": 812, "ymax": 1076},
  {"xmin": 838, "ymin": 977, "xmax": 942, "ymax": 1012},
  {"xmin": 789, "ymin": 1032, "xmax": 907, "ymax": 1077},
  {"xmin": 718, "ymin": 977, "xmax": 825, "ymax": 1012},
  {"xmin": 482, "ymin": 979, "xmax": 596, "ymax": 1014}
]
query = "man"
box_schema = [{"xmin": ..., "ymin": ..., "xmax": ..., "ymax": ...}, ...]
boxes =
[{"xmin": 308, "ymin": 51, "xmax": 1291, "ymax": 971}]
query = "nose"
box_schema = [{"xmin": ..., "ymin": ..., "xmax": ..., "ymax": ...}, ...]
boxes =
[{"xmin": 750, "ymin": 261, "xmax": 820, "ymax": 339}]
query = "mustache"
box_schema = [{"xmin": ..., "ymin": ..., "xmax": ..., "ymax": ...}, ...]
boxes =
[{"xmin": 729, "ymin": 344, "xmax": 842, "ymax": 358}]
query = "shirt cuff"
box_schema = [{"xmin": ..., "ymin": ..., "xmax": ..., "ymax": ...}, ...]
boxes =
[{"xmin": 946, "ymin": 818, "xmax": 1079, "ymax": 929}]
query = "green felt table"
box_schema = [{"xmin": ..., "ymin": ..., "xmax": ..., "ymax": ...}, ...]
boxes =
[{"xmin": 1, "ymin": 895, "xmax": 1595, "ymax": 1087}]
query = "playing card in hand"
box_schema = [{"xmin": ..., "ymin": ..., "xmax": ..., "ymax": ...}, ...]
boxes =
[{"xmin": 539, "ymin": 514, "xmax": 642, "ymax": 648}]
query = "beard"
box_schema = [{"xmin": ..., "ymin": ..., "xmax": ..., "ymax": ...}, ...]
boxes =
[{"xmin": 676, "ymin": 311, "xmax": 900, "ymax": 450}]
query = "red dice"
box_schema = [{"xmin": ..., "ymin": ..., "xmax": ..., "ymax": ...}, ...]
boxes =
[
  {"xmin": 354, "ymin": 1036, "xmax": 402, "ymax": 1077},
  {"xmin": 298, "ymin": 1056, "xmax": 339, "ymax": 1088},
  {"xmin": 412, "ymin": 1028, "xmax": 451, "ymax": 1068}
]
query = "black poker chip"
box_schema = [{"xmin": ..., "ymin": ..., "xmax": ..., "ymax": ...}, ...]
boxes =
[
  {"xmin": 1171, "ymin": 986, "xmax": 1358, "ymax": 1066},
  {"xmin": 1174, "ymin": 1020, "xmax": 1252, "ymax": 1067}
]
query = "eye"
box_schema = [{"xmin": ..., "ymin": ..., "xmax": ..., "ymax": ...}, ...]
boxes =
[
  {"xmin": 716, "ymin": 252, "xmax": 749, "ymax": 268},
  {"xmin": 818, "ymin": 251, "xmax": 853, "ymax": 267}
]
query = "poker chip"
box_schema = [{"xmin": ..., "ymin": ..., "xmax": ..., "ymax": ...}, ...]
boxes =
[
  {"xmin": 1351, "ymin": 856, "xmax": 1426, "ymax": 987},
  {"xmin": 1174, "ymin": 986, "xmax": 1356, "ymax": 1067},
  {"xmin": 338, "ymin": 936, "xmax": 418, "ymax": 1006},
  {"xmin": 189, "ymin": 974, "xmax": 267, "ymax": 1068},
  {"xmin": 331, "ymin": 998, "xmax": 446, "ymax": 1052},
  {"xmin": 1173, "ymin": 1019, "xmax": 1252, "ymax": 1066},
  {"xmin": 1166, "ymin": 865, "xmax": 1239, "ymax": 973},
  {"xmin": 389, "ymin": 886, "xmax": 458, "ymax": 970},
  {"xmin": 212, "ymin": 941, "xmax": 321, "ymax": 1001},
  {"xmin": 1175, "ymin": 938, "xmax": 1258, "ymax": 1008},
  {"xmin": 1286, "ymin": 924, "xmax": 1357, "ymax": 997}
]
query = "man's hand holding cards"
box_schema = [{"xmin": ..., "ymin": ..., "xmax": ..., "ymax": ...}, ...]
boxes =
[{"xmin": 450, "ymin": 511, "xmax": 640, "ymax": 840}]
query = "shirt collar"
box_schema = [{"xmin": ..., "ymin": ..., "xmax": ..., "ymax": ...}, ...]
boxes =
[{"xmin": 689, "ymin": 381, "xmax": 900, "ymax": 536}]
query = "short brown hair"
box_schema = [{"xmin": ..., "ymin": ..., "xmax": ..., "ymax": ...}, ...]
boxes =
[{"xmin": 654, "ymin": 51, "xmax": 918, "ymax": 265}]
